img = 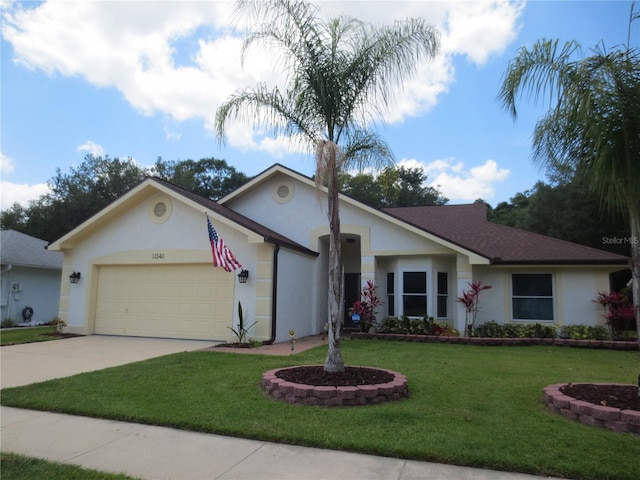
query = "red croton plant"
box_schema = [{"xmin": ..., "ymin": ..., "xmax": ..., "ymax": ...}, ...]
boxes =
[
  {"xmin": 593, "ymin": 291, "xmax": 636, "ymax": 340},
  {"xmin": 351, "ymin": 280, "xmax": 382, "ymax": 332},
  {"xmin": 456, "ymin": 281, "xmax": 492, "ymax": 336}
]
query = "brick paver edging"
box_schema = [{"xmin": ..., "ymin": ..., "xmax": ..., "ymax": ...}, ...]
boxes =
[
  {"xmin": 543, "ymin": 383, "xmax": 640, "ymax": 434},
  {"xmin": 352, "ymin": 333, "xmax": 639, "ymax": 350},
  {"xmin": 263, "ymin": 366, "xmax": 409, "ymax": 406}
]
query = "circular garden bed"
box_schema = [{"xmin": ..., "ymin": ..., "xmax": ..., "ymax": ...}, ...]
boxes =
[
  {"xmin": 263, "ymin": 365, "xmax": 409, "ymax": 406},
  {"xmin": 543, "ymin": 383, "xmax": 640, "ymax": 434}
]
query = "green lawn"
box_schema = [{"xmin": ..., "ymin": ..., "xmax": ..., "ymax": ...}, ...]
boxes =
[
  {"xmin": 0, "ymin": 327, "xmax": 58, "ymax": 346},
  {"xmin": 0, "ymin": 453, "xmax": 138, "ymax": 480},
  {"xmin": 2, "ymin": 340, "xmax": 639, "ymax": 480}
]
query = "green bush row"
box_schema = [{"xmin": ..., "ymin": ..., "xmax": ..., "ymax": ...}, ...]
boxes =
[
  {"xmin": 377, "ymin": 318, "xmax": 611, "ymax": 341},
  {"xmin": 379, "ymin": 316, "xmax": 459, "ymax": 336},
  {"xmin": 473, "ymin": 320, "xmax": 609, "ymax": 340}
]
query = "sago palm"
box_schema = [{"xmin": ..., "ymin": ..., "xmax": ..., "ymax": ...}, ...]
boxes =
[
  {"xmin": 498, "ymin": 11, "xmax": 640, "ymax": 347},
  {"xmin": 216, "ymin": 0, "xmax": 439, "ymax": 372}
]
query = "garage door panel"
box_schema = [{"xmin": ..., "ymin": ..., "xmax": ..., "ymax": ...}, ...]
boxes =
[{"xmin": 95, "ymin": 265, "xmax": 234, "ymax": 340}]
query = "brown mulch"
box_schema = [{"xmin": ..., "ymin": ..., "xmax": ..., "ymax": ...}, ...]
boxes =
[
  {"xmin": 213, "ymin": 342, "xmax": 253, "ymax": 349},
  {"xmin": 275, "ymin": 365, "xmax": 394, "ymax": 386},
  {"xmin": 561, "ymin": 383, "xmax": 640, "ymax": 411},
  {"xmin": 40, "ymin": 332, "xmax": 84, "ymax": 339}
]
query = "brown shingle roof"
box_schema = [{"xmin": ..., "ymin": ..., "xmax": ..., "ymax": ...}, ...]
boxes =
[{"xmin": 384, "ymin": 203, "xmax": 629, "ymax": 265}]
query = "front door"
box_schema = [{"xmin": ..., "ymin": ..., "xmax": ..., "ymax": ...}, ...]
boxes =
[{"xmin": 343, "ymin": 273, "xmax": 361, "ymax": 330}]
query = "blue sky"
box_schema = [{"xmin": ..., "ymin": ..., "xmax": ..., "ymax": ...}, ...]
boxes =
[{"xmin": 1, "ymin": 1, "xmax": 636, "ymax": 210}]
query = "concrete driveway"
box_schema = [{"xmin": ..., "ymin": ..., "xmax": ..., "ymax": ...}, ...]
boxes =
[{"xmin": 0, "ymin": 335, "xmax": 215, "ymax": 388}]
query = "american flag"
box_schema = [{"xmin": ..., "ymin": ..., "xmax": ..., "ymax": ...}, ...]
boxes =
[{"xmin": 207, "ymin": 215, "xmax": 242, "ymax": 272}]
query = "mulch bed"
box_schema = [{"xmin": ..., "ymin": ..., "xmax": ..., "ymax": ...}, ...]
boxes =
[
  {"xmin": 561, "ymin": 383, "xmax": 640, "ymax": 411},
  {"xmin": 40, "ymin": 332, "xmax": 84, "ymax": 339},
  {"xmin": 275, "ymin": 365, "xmax": 394, "ymax": 386},
  {"xmin": 214, "ymin": 342, "xmax": 253, "ymax": 349}
]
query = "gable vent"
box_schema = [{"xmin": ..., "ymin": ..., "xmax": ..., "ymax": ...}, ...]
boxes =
[{"xmin": 273, "ymin": 181, "xmax": 294, "ymax": 204}]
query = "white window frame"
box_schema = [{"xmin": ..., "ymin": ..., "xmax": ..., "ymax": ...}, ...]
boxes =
[
  {"xmin": 400, "ymin": 270, "xmax": 429, "ymax": 318},
  {"xmin": 436, "ymin": 271, "xmax": 448, "ymax": 319},
  {"xmin": 511, "ymin": 272, "xmax": 555, "ymax": 322},
  {"xmin": 386, "ymin": 272, "xmax": 395, "ymax": 317}
]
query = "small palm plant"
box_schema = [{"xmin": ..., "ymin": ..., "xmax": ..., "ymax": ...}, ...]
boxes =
[{"xmin": 227, "ymin": 302, "xmax": 258, "ymax": 345}]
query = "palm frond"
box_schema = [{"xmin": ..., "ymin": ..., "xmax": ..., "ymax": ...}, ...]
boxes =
[
  {"xmin": 219, "ymin": 0, "xmax": 440, "ymax": 167},
  {"xmin": 501, "ymin": 38, "xmax": 640, "ymax": 219},
  {"xmin": 498, "ymin": 39, "xmax": 582, "ymax": 118}
]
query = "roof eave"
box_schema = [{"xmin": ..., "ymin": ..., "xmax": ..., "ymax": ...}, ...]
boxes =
[{"xmin": 489, "ymin": 258, "xmax": 630, "ymax": 266}]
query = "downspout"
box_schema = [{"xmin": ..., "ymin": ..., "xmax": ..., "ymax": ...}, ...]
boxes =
[
  {"xmin": 263, "ymin": 243, "xmax": 280, "ymax": 345},
  {"xmin": 1, "ymin": 265, "xmax": 12, "ymax": 322}
]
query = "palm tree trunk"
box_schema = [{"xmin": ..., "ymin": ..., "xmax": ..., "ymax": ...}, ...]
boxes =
[
  {"xmin": 324, "ymin": 153, "xmax": 345, "ymax": 373},
  {"xmin": 628, "ymin": 206, "xmax": 640, "ymax": 396}
]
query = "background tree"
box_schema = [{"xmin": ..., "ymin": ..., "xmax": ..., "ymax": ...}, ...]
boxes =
[
  {"xmin": 338, "ymin": 171, "xmax": 382, "ymax": 207},
  {"xmin": 0, "ymin": 203, "xmax": 29, "ymax": 232},
  {"xmin": 525, "ymin": 181, "xmax": 630, "ymax": 255},
  {"xmin": 1, "ymin": 155, "xmax": 247, "ymax": 242},
  {"xmin": 487, "ymin": 191, "xmax": 531, "ymax": 229},
  {"xmin": 340, "ymin": 165, "xmax": 448, "ymax": 207},
  {"xmin": 153, "ymin": 157, "xmax": 249, "ymax": 200},
  {"xmin": 377, "ymin": 166, "xmax": 447, "ymax": 207},
  {"xmin": 485, "ymin": 180, "xmax": 630, "ymax": 256},
  {"xmin": 3, "ymin": 155, "xmax": 148, "ymax": 242},
  {"xmin": 216, "ymin": 0, "xmax": 440, "ymax": 372},
  {"xmin": 499, "ymin": 9, "xmax": 640, "ymax": 343}
]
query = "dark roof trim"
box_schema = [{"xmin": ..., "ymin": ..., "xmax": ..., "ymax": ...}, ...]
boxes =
[{"xmin": 490, "ymin": 259, "xmax": 630, "ymax": 266}]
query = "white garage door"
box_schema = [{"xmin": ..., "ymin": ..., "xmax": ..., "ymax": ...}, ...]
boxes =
[{"xmin": 95, "ymin": 264, "xmax": 234, "ymax": 340}]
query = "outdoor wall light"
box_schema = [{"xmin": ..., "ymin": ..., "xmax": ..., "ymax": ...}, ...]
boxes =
[
  {"xmin": 237, "ymin": 269, "xmax": 249, "ymax": 284},
  {"xmin": 69, "ymin": 271, "xmax": 81, "ymax": 284}
]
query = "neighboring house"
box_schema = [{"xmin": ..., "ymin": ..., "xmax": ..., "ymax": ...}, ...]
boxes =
[
  {"xmin": 47, "ymin": 164, "xmax": 630, "ymax": 343},
  {"xmin": 1, "ymin": 230, "xmax": 64, "ymax": 326}
]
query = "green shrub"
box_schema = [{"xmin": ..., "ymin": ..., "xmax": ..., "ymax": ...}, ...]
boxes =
[
  {"xmin": 1, "ymin": 318, "xmax": 16, "ymax": 328},
  {"xmin": 474, "ymin": 320, "xmax": 504, "ymax": 338},
  {"xmin": 378, "ymin": 316, "xmax": 458, "ymax": 336},
  {"xmin": 475, "ymin": 322, "xmax": 558, "ymax": 338},
  {"xmin": 474, "ymin": 321, "xmax": 609, "ymax": 340},
  {"xmin": 558, "ymin": 324, "xmax": 609, "ymax": 341}
]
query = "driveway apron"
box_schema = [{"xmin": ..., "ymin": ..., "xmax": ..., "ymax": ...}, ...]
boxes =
[{"xmin": 1, "ymin": 335, "xmax": 215, "ymax": 388}]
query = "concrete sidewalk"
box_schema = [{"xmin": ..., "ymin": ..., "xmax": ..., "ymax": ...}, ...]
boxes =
[
  {"xmin": 1, "ymin": 406, "xmax": 561, "ymax": 480},
  {"xmin": 1, "ymin": 335, "xmax": 562, "ymax": 479}
]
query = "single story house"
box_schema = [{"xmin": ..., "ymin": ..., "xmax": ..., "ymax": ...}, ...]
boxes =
[
  {"xmin": 47, "ymin": 164, "xmax": 630, "ymax": 343},
  {"xmin": 1, "ymin": 230, "xmax": 63, "ymax": 326}
]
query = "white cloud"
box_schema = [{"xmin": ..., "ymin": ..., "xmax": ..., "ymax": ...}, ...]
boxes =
[
  {"xmin": 0, "ymin": 150, "xmax": 50, "ymax": 209},
  {"xmin": 0, "ymin": 181, "xmax": 50, "ymax": 210},
  {"xmin": 441, "ymin": 0, "xmax": 524, "ymax": 65},
  {"xmin": 398, "ymin": 157, "xmax": 510, "ymax": 201},
  {"xmin": 2, "ymin": 0, "xmax": 523, "ymax": 157},
  {"xmin": 1, "ymin": 152, "xmax": 16, "ymax": 175},
  {"xmin": 77, "ymin": 140, "xmax": 105, "ymax": 157}
]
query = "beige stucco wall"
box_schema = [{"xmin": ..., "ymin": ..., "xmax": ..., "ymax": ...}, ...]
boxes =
[
  {"xmin": 471, "ymin": 265, "xmax": 618, "ymax": 329},
  {"xmin": 54, "ymin": 188, "xmax": 266, "ymax": 341}
]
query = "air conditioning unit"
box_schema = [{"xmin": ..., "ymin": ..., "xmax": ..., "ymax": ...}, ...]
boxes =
[{"xmin": 11, "ymin": 282, "xmax": 22, "ymax": 292}]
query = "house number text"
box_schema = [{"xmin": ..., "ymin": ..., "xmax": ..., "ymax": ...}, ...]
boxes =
[{"xmin": 152, "ymin": 253, "xmax": 165, "ymax": 260}]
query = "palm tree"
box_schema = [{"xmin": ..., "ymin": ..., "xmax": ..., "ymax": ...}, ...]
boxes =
[
  {"xmin": 498, "ymin": 7, "xmax": 640, "ymax": 346},
  {"xmin": 216, "ymin": 0, "xmax": 439, "ymax": 372}
]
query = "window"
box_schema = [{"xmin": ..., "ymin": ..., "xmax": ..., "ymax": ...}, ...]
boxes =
[
  {"xmin": 512, "ymin": 273, "xmax": 554, "ymax": 321},
  {"xmin": 403, "ymin": 271, "xmax": 427, "ymax": 316},
  {"xmin": 437, "ymin": 272, "xmax": 448, "ymax": 318},
  {"xmin": 386, "ymin": 272, "xmax": 395, "ymax": 316}
]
